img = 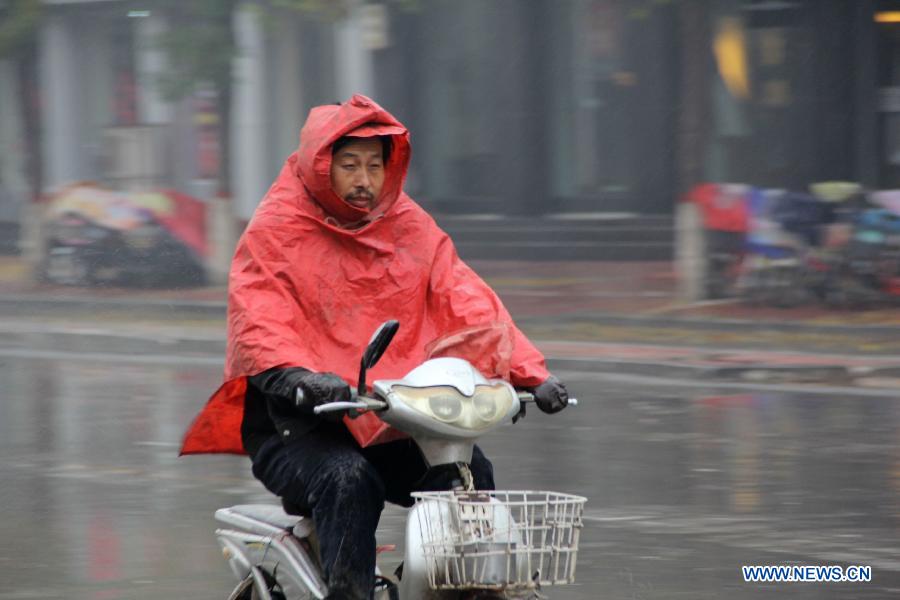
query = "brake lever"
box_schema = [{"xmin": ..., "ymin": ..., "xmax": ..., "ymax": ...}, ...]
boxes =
[
  {"xmin": 514, "ymin": 391, "xmax": 532, "ymax": 424},
  {"xmin": 349, "ymin": 395, "xmax": 390, "ymax": 419},
  {"xmin": 513, "ymin": 402, "xmax": 527, "ymax": 424}
]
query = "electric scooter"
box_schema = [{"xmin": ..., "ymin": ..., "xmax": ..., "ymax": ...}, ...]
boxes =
[{"xmin": 214, "ymin": 320, "xmax": 586, "ymax": 599}]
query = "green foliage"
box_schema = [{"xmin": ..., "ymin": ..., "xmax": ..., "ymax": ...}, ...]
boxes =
[
  {"xmin": 391, "ymin": 0, "xmax": 421, "ymax": 12},
  {"xmin": 154, "ymin": 0, "xmax": 421, "ymax": 100},
  {"xmin": 628, "ymin": 0, "xmax": 675, "ymax": 20},
  {"xmin": 0, "ymin": 0, "xmax": 42, "ymax": 58},
  {"xmin": 154, "ymin": 0, "xmax": 240, "ymax": 101},
  {"xmin": 261, "ymin": 0, "xmax": 420, "ymax": 29},
  {"xmin": 268, "ymin": 0, "xmax": 420, "ymax": 21},
  {"xmin": 269, "ymin": 0, "xmax": 350, "ymax": 21}
]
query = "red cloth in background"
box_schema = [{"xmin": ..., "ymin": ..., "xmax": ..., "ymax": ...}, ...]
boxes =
[{"xmin": 688, "ymin": 183, "xmax": 749, "ymax": 233}]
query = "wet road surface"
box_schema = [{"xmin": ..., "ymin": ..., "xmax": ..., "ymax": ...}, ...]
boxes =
[{"xmin": 2, "ymin": 346, "xmax": 900, "ymax": 598}]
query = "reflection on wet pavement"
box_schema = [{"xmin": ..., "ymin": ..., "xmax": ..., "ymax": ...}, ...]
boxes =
[{"xmin": 2, "ymin": 357, "xmax": 899, "ymax": 598}]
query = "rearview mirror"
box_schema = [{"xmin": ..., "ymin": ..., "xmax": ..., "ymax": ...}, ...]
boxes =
[{"xmin": 358, "ymin": 320, "xmax": 399, "ymax": 395}]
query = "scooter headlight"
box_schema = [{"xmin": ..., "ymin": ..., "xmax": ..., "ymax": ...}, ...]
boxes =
[
  {"xmin": 389, "ymin": 384, "xmax": 515, "ymax": 430},
  {"xmin": 428, "ymin": 393, "xmax": 463, "ymax": 422},
  {"xmin": 473, "ymin": 391, "xmax": 499, "ymax": 420}
]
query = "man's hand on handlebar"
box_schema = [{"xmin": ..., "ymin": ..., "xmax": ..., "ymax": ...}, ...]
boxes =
[
  {"xmin": 295, "ymin": 372, "xmax": 352, "ymax": 416},
  {"xmin": 532, "ymin": 375, "xmax": 569, "ymax": 414}
]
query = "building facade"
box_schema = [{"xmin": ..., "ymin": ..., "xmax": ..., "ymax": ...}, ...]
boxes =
[{"xmin": 0, "ymin": 0, "xmax": 892, "ymax": 227}]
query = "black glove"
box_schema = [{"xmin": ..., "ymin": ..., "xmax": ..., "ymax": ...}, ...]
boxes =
[
  {"xmin": 294, "ymin": 371, "xmax": 352, "ymax": 413},
  {"xmin": 532, "ymin": 375, "xmax": 569, "ymax": 414}
]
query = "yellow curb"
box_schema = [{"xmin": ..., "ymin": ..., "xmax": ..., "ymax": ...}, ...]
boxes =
[
  {"xmin": 0, "ymin": 259, "xmax": 30, "ymax": 281},
  {"xmin": 485, "ymin": 276, "xmax": 602, "ymax": 286}
]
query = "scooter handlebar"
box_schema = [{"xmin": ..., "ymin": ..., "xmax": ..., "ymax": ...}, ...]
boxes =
[
  {"xmin": 314, "ymin": 393, "xmax": 577, "ymax": 415},
  {"xmin": 312, "ymin": 396, "xmax": 388, "ymax": 415},
  {"xmin": 516, "ymin": 391, "xmax": 578, "ymax": 407}
]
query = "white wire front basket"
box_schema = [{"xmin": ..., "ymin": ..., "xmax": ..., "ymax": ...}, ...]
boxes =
[{"xmin": 410, "ymin": 490, "xmax": 586, "ymax": 591}]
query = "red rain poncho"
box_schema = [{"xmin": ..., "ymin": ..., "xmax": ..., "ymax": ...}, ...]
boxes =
[{"xmin": 181, "ymin": 95, "xmax": 550, "ymax": 455}]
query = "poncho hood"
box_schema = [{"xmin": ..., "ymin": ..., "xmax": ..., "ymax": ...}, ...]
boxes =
[
  {"xmin": 181, "ymin": 95, "xmax": 549, "ymax": 455},
  {"xmin": 295, "ymin": 94, "xmax": 409, "ymax": 226}
]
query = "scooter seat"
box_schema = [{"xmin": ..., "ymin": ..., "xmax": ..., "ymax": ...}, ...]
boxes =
[{"xmin": 215, "ymin": 504, "xmax": 314, "ymax": 538}]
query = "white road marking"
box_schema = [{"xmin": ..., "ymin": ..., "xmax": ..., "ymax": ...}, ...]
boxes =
[
  {"xmin": 554, "ymin": 370, "xmax": 900, "ymax": 398},
  {"xmin": 0, "ymin": 346, "xmax": 222, "ymax": 366}
]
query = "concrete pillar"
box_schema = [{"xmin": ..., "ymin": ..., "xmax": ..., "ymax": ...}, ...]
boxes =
[
  {"xmin": 79, "ymin": 20, "xmax": 113, "ymax": 181},
  {"xmin": 135, "ymin": 14, "xmax": 173, "ymax": 125},
  {"xmin": 1, "ymin": 59, "xmax": 35, "ymax": 262},
  {"xmin": 32, "ymin": 14, "xmax": 84, "ymax": 275},
  {"xmin": 852, "ymin": 0, "xmax": 878, "ymax": 187},
  {"xmin": 676, "ymin": 0, "xmax": 711, "ymax": 200},
  {"xmin": 39, "ymin": 14, "xmax": 84, "ymax": 189},
  {"xmin": 272, "ymin": 15, "xmax": 304, "ymax": 164},
  {"xmin": 231, "ymin": 3, "xmax": 268, "ymax": 220},
  {"xmin": 0, "ymin": 61, "xmax": 28, "ymax": 222},
  {"xmin": 676, "ymin": 200, "xmax": 707, "ymax": 302},
  {"xmin": 208, "ymin": 3, "xmax": 268, "ymax": 285},
  {"xmin": 206, "ymin": 197, "xmax": 237, "ymax": 285},
  {"xmin": 19, "ymin": 202, "xmax": 46, "ymax": 272},
  {"xmin": 334, "ymin": 0, "xmax": 376, "ymax": 100}
]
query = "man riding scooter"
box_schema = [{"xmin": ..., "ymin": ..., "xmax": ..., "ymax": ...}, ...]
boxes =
[{"xmin": 181, "ymin": 95, "xmax": 569, "ymax": 599}]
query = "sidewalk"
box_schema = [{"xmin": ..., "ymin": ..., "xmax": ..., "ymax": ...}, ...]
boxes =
[
  {"xmin": 2, "ymin": 255, "xmax": 899, "ymax": 387},
  {"xmin": 5, "ymin": 257, "xmax": 900, "ymax": 326}
]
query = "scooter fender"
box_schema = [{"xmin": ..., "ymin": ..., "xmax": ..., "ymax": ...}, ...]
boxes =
[
  {"xmin": 216, "ymin": 529, "xmax": 328, "ymax": 599},
  {"xmin": 400, "ymin": 496, "xmax": 524, "ymax": 599}
]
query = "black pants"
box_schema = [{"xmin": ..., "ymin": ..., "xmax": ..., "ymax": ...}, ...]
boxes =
[{"xmin": 250, "ymin": 423, "xmax": 495, "ymax": 600}]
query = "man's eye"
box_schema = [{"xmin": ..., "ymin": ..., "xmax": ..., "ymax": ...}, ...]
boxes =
[
  {"xmin": 369, "ymin": 164, "xmax": 383, "ymax": 170},
  {"xmin": 342, "ymin": 164, "xmax": 355, "ymax": 171}
]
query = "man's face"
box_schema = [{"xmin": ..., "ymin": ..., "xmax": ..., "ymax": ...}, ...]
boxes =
[{"xmin": 330, "ymin": 138, "xmax": 385, "ymax": 210}]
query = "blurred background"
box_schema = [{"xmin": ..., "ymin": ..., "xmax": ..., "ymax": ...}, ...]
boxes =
[
  {"xmin": 3, "ymin": 1, "xmax": 900, "ymax": 599},
  {"xmin": 0, "ymin": 0, "xmax": 898, "ymax": 280}
]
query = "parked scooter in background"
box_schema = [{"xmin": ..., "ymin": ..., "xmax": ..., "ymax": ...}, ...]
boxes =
[
  {"xmin": 837, "ymin": 206, "xmax": 900, "ymax": 304},
  {"xmin": 42, "ymin": 184, "xmax": 207, "ymax": 287},
  {"xmin": 688, "ymin": 182, "xmax": 900, "ymax": 307}
]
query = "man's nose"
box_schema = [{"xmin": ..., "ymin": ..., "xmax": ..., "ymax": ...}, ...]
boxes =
[{"xmin": 354, "ymin": 169, "xmax": 371, "ymax": 189}]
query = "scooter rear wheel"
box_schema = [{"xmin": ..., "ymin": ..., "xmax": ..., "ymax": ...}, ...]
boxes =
[{"xmin": 226, "ymin": 573, "xmax": 288, "ymax": 600}]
